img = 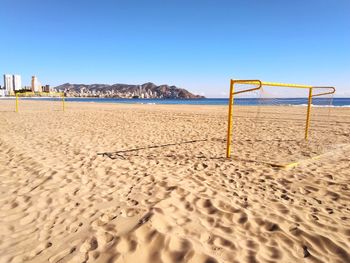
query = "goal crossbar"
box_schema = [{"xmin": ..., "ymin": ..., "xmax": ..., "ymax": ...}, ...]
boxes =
[{"xmin": 226, "ymin": 79, "xmax": 336, "ymax": 158}]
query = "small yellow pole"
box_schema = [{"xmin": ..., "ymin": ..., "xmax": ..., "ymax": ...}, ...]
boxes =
[
  {"xmin": 62, "ymin": 93, "xmax": 65, "ymax": 112},
  {"xmin": 226, "ymin": 80, "xmax": 234, "ymax": 158},
  {"xmin": 305, "ymin": 87, "xmax": 313, "ymax": 140},
  {"xmin": 15, "ymin": 93, "xmax": 18, "ymax": 112}
]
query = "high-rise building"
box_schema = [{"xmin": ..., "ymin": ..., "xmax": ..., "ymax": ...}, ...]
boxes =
[
  {"xmin": 3, "ymin": 74, "xmax": 14, "ymax": 94},
  {"xmin": 32, "ymin": 76, "xmax": 39, "ymax": 92},
  {"xmin": 42, "ymin": 85, "xmax": 51, "ymax": 93},
  {"xmin": 13, "ymin": 75, "xmax": 22, "ymax": 91}
]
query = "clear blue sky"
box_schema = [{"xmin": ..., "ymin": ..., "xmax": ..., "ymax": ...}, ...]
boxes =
[{"xmin": 1, "ymin": 0, "xmax": 349, "ymax": 97}]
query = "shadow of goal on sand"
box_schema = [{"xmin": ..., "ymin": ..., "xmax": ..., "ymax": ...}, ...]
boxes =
[
  {"xmin": 97, "ymin": 138, "xmax": 343, "ymax": 170},
  {"xmin": 97, "ymin": 139, "xmax": 209, "ymax": 160},
  {"xmin": 97, "ymin": 144, "xmax": 288, "ymax": 169},
  {"xmin": 97, "ymin": 138, "xmax": 305, "ymax": 163}
]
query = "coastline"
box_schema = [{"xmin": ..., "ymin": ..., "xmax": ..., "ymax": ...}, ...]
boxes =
[{"xmin": 1, "ymin": 96, "xmax": 350, "ymax": 107}]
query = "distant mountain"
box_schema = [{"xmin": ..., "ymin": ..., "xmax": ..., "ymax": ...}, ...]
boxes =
[{"xmin": 54, "ymin": 82, "xmax": 205, "ymax": 99}]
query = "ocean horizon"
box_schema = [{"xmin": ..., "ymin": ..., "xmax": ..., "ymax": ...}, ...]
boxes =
[{"xmin": 3, "ymin": 97, "xmax": 350, "ymax": 107}]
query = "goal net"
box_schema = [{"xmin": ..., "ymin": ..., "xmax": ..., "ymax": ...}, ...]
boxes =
[
  {"xmin": 226, "ymin": 80, "xmax": 341, "ymax": 167},
  {"xmin": 14, "ymin": 92, "xmax": 65, "ymax": 113}
]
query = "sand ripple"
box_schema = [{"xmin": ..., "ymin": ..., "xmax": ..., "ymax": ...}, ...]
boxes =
[{"xmin": 0, "ymin": 101, "xmax": 349, "ymax": 262}]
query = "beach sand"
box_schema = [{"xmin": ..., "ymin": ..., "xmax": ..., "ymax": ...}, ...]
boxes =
[{"xmin": 0, "ymin": 100, "xmax": 349, "ymax": 263}]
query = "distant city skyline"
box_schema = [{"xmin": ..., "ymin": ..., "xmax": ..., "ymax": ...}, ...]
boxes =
[
  {"xmin": 1, "ymin": 73, "xmax": 51, "ymax": 95},
  {"xmin": 1, "ymin": 0, "xmax": 349, "ymax": 97}
]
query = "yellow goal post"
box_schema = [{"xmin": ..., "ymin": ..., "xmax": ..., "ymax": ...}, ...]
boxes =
[
  {"xmin": 15, "ymin": 92, "xmax": 65, "ymax": 112},
  {"xmin": 226, "ymin": 79, "xmax": 336, "ymax": 158}
]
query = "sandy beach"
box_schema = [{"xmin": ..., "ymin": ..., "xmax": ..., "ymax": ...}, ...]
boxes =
[{"xmin": 0, "ymin": 100, "xmax": 349, "ymax": 263}]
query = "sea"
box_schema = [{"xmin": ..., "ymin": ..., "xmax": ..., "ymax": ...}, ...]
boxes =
[{"xmin": 2, "ymin": 97, "xmax": 350, "ymax": 107}]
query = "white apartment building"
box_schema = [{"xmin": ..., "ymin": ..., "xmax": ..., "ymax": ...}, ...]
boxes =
[
  {"xmin": 13, "ymin": 75, "xmax": 22, "ymax": 91},
  {"xmin": 3, "ymin": 74, "xmax": 14, "ymax": 94}
]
